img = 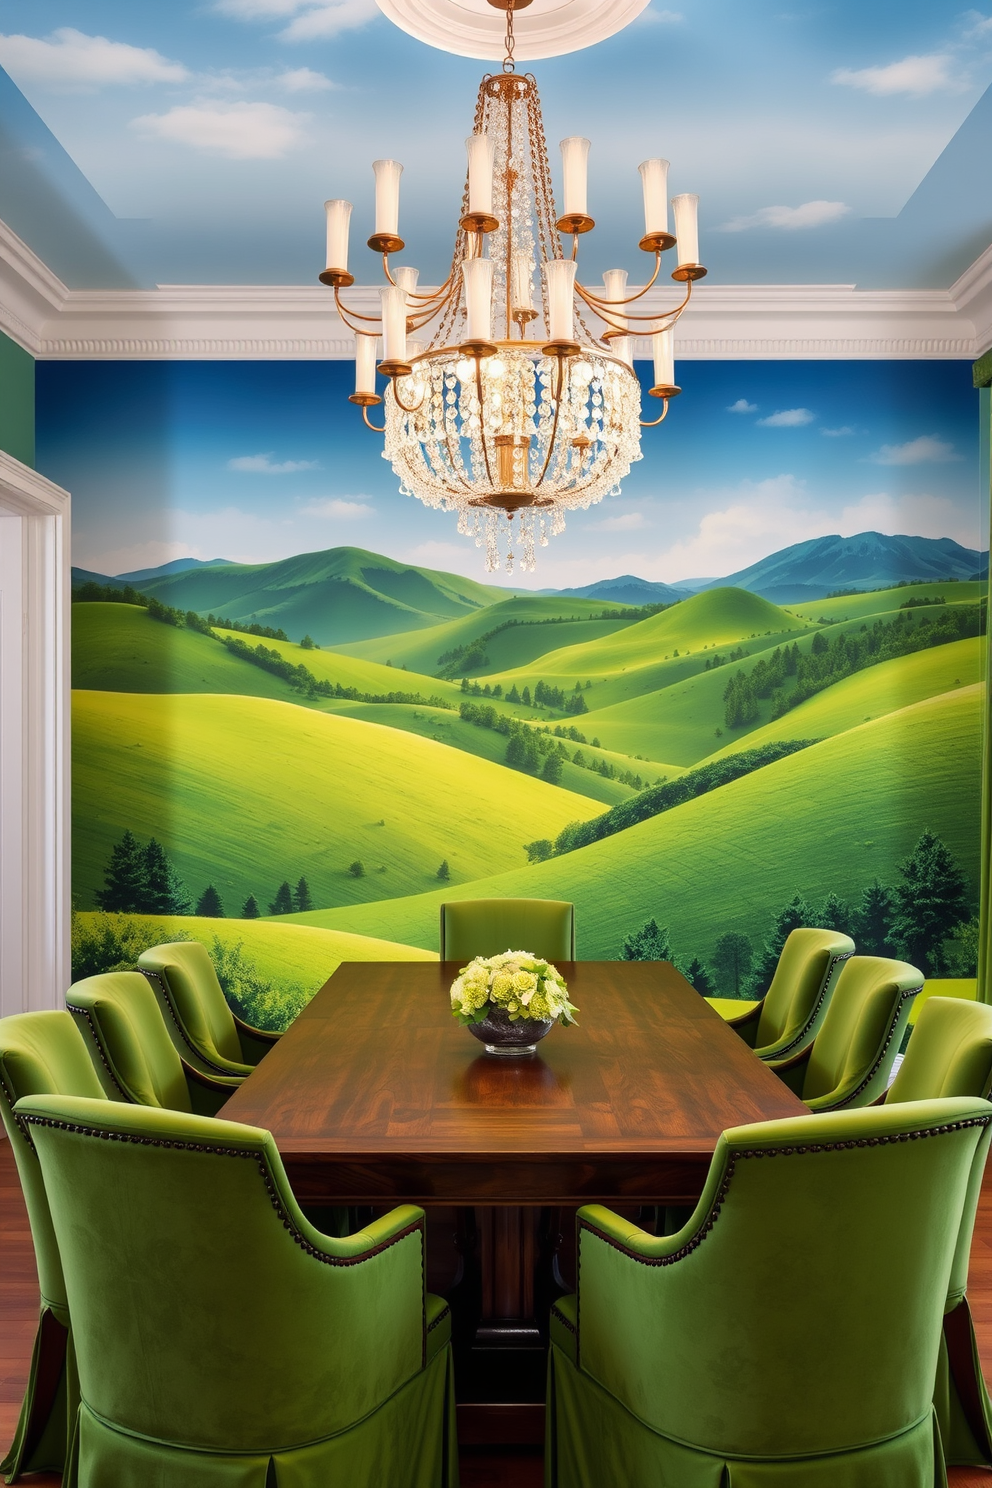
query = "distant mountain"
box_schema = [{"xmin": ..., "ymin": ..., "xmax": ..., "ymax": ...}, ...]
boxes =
[
  {"xmin": 117, "ymin": 557, "xmax": 232, "ymax": 584},
  {"xmin": 77, "ymin": 546, "xmax": 510, "ymax": 646},
  {"xmin": 698, "ymin": 532, "xmax": 987, "ymax": 604},
  {"xmin": 539, "ymin": 575, "xmax": 689, "ymax": 606}
]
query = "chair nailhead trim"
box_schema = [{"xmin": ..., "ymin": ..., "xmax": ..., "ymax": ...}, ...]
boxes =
[
  {"xmin": 142, "ymin": 971, "xmax": 239, "ymax": 1077},
  {"xmin": 427, "ymin": 1306, "xmax": 451, "ymax": 1334},
  {"xmin": 550, "ymin": 1304, "xmax": 576, "ymax": 1335},
  {"xmin": 830, "ymin": 985, "xmax": 923, "ymax": 1109},
  {"xmin": 770, "ymin": 951, "xmax": 853, "ymax": 1061},
  {"xmin": 65, "ymin": 1005, "xmax": 130, "ymax": 1101},
  {"xmin": 20, "ymin": 1113, "xmax": 425, "ymax": 1270}
]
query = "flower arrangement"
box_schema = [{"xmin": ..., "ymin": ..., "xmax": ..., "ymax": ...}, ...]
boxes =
[{"xmin": 450, "ymin": 951, "xmax": 578, "ymax": 1027}]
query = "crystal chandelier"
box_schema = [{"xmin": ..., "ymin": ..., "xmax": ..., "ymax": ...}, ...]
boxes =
[{"xmin": 320, "ymin": 0, "xmax": 707, "ymax": 574}]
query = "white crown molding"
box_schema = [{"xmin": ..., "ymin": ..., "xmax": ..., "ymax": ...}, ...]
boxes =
[{"xmin": 0, "ymin": 215, "xmax": 989, "ymax": 362}]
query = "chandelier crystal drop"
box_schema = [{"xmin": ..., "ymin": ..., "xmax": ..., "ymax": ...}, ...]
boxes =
[{"xmin": 320, "ymin": 1, "xmax": 707, "ymax": 574}]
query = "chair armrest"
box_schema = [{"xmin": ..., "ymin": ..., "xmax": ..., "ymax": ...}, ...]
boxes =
[
  {"xmin": 233, "ymin": 1014, "xmax": 281, "ymax": 1065},
  {"xmin": 705, "ymin": 998, "xmax": 762, "ymax": 1046},
  {"xmin": 765, "ymin": 1045, "xmax": 812, "ymax": 1097},
  {"xmin": 306, "ymin": 1204, "xmax": 427, "ymax": 1262},
  {"xmin": 182, "ymin": 1061, "xmax": 243, "ymax": 1117}
]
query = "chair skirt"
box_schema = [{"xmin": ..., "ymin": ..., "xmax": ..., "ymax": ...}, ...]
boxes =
[
  {"xmin": 546, "ymin": 1343, "xmax": 947, "ymax": 1488},
  {"xmin": 934, "ymin": 1298, "xmax": 992, "ymax": 1467},
  {"xmin": 1, "ymin": 1307, "xmax": 77, "ymax": 1481}
]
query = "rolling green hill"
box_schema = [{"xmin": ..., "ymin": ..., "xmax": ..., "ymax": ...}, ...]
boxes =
[
  {"xmin": 212, "ymin": 629, "xmax": 466, "ymax": 706},
  {"xmin": 289, "ymin": 685, "xmax": 982, "ymax": 959},
  {"xmin": 338, "ymin": 594, "xmax": 639, "ymax": 674},
  {"xmin": 132, "ymin": 546, "xmax": 512, "ymax": 646},
  {"xmin": 72, "ymin": 691, "xmax": 601, "ymax": 912},
  {"xmin": 785, "ymin": 581, "xmax": 985, "ymax": 626}
]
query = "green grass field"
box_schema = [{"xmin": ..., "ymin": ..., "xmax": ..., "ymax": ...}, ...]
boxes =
[
  {"xmin": 337, "ymin": 594, "xmax": 639, "ymax": 673},
  {"xmin": 289, "ymin": 685, "xmax": 982, "ymax": 961},
  {"xmin": 72, "ymin": 691, "xmax": 601, "ymax": 914},
  {"xmin": 785, "ymin": 581, "xmax": 985, "ymax": 626},
  {"xmin": 212, "ymin": 628, "xmax": 467, "ymax": 705}
]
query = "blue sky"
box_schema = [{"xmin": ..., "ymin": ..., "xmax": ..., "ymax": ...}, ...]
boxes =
[
  {"xmin": 39, "ymin": 358, "xmax": 982, "ymax": 589},
  {"xmin": 0, "ymin": 1, "xmax": 990, "ymax": 285}
]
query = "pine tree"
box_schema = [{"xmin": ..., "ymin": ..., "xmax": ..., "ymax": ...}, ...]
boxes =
[
  {"xmin": 853, "ymin": 879, "xmax": 898, "ymax": 956},
  {"xmin": 620, "ymin": 918, "xmax": 674, "ymax": 961},
  {"xmin": 300, "ymin": 634, "xmax": 315, "ymax": 650},
  {"xmin": 436, "ymin": 859, "xmax": 450, "ymax": 881},
  {"xmin": 711, "ymin": 931, "xmax": 754, "ymax": 998},
  {"xmin": 892, "ymin": 829, "xmax": 971, "ymax": 974},
  {"xmin": 521, "ymin": 686, "xmax": 532, "ymax": 707},
  {"xmin": 750, "ymin": 894, "xmax": 811, "ymax": 995},
  {"xmin": 683, "ymin": 957, "xmax": 715, "ymax": 996},
  {"xmin": 523, "ymin": 735, "xmax": 541, "ymax": 773},
  {"xmin": 196, "ymin": 884, "xmax": 225, "ymax": 917},
  {"xmin": 142, "ymin": 839, "xmax": 193, "ymax": 915},
  {"xmin": 505, "ymin": 733, "xmax": 526, "ymax": 769},
  {"xmin": 506, "ymin": 684, "xmax": 521, "ymax": 703},
  {"xmin": 812, "ymin": 891, "xmax": 850, "ymax": 934},
  {"xmin": 293, "ymin": 876, "xmax": 314, "ymax": 912},
  {"xmin": 95, "ymin": 829, "xmax": 148, "ymax": 912},
  {"xmin": 269, "ymin": 880, "xmax": 294, "ymax": 914},
  {"xmin": 541, "ymin": 751, "xmax": 563, "ymax": 785},
  {"xmin": 242, "ymin": 894, "xmax": 261, "ymax": 919}
]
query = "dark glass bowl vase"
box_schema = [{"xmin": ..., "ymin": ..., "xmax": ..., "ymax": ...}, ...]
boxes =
[{"xmin": 467, "ymin": 1006, "xmax": 554, "ymax": 1056}]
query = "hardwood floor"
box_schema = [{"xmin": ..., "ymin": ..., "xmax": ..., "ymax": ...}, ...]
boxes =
[{"xmin": 2, "ymin": 1136, "xmax": 990, "ymax": 1486}]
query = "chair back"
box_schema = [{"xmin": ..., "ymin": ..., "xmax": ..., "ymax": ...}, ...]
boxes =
[
  {"xmin": 440, "ymin": 898, "xmax": 575, "ymax": 963},
  {"xmin": 17, "ymin": 1094, "xmax": 427, "ymax": 1454},
  {"xmin": 67, "ymin": 972, "xmax": 192, "ymax": 1111},
  {"xmin": 0, "ymin": 1011, "xmax": 106, "ymax": 1316},
  {"xmin": 754, "ymin": 927, "xmax": 854, "ymax": 1056},
  {"xmin": 577, "ymin": 1097, "xmax": 992, "ymax": 1459},
  {"xmin": 138, "ymin": 940, "xmax": 247, "ymax": 1071},
  {"xmin": 801, "ymin": 955, "xmax": 922, "ymax": 1108}
]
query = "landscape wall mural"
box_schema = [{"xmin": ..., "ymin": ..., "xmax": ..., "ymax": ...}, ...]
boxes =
[{"xmin": 37, "ymin": 357, "xmax": 987, "ymax": 1026}]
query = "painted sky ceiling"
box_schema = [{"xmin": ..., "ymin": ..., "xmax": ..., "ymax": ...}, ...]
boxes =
[{"xmin": 0, "ymin": 0, "xmax": 989, "ymax": 290}]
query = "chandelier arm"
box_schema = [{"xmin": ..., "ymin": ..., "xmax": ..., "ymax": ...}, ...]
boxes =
[
  {"xmin": 362, "ymin": 405, "xmax": 387, "ymax": 433},
  {"xmin": 383, "ymin": 259, "xmax": 457, "ymax": 303},
  {"xmin": 333, "ymin": 287, "xmax": 384, "ymax": 328},
  {"xmin": 640, "ymin": 399, "xmax": 670, "ymax": 428},
  {"xmin": 534, "ymin": 356, "xmax": 566, "ymax": 490},
  {"xmin": 391, "ymin": 379, "xmax": 426, "ymax": 415},
  {"xmin": 474, "ymin": 357, "xmax": 496, "ymax": 488},
  {"xmin": 581, "ymin": 282, "xmax": 693, "ymax": 328},
  {"xmin": 579, "ymin": 253, "xmax": 663, "ymax": 306}
]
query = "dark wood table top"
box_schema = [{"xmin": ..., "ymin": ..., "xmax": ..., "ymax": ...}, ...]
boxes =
[{"xmin": 219, "ymin": 961, "xmax": 808, "ymax": 1205}]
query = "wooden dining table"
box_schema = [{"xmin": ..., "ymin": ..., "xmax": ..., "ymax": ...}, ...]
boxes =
[{"xmin": 220, "ymin": 959, "xmax": 807, "ymax": 1442}]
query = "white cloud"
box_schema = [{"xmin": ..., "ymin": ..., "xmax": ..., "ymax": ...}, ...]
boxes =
[
  {"xmin": 727, "ymin": 398, "xmax": 757, "ymax": 414},
  {"xmin": 81, "ymin": 539, "xmax": 201, "ymax": 576},
  {"xmin": 822, "ymin": 426, "xmax": 855, "ymax": 437},
  {"xmin": 589, "ymin": 512, "xmax": 647, "ymax": 532},
  {"xmin": 720, "ymin": 200, "xmax": 850, "ymax": 233},
  {"xmin": 300, "ymin": 497, "xmax": 375, "ymax": 519},
  {"xmin": 214, "ymin": 0, "xmax": 307, "ymax": 17},
  {"xmin": 409, "ymin": 540, "xmax": 477, "ymax": 566},
  {"xmin": 279, "ymin": 1, "xmax": 380, "ymax": 41},
  {"xmin": 277, "ymin": 67, "xmax": 336, "ymax": 91},
  {"xmin": 650, "ymin": 475, "xmax": 832, "ymax": 582},
  {"xmin": 839, "ymin": 493, "xmax": 980, "ymax": 547},
  {"xmin": 637, "ymin": 8, "xmax": 685, "ymax": 22},
  {"xmin": 757, "ymin": 408, "xmax": 815, "ymax": 428},
  {"xmin": 869, "ymin": 435, "xmax": 958, "ymax": 465},
  {"xmin": 0, "ymin": 28, "xmax": 188, "ymax": 89},
  {"xmin": 228, "ymin": 452, "xmax": 319, "ymax": 472},
  {"xmin": 831, "ymin": 54, "xmax": 959, "ymax": 97},
  {"xmin": 132, "ymin": 101, "xmax": 308, "ymax": 159}
]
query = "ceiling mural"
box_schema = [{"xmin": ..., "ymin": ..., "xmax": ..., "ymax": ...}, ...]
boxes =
[{"xmin": 0, "ymin": 0, "xmax": 989, "ymax": 289}]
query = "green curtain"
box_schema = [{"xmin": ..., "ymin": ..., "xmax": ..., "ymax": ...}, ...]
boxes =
[{"xmin": 977, "ymin": 352, "xmax": 992, "ymax": 1002}]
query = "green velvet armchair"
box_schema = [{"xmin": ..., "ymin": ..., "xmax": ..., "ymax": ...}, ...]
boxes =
[
  {"xmin": 439, "ymin": 898, "xmax": 575, "ymax": 962},
  {"xmin": 884, "ymin": 997, "xmax": 992, "ymax": 1469},
  {"xmin": 547, "ymin": 1097, "xmax": 992, "ymax": 1488},
  {"xmin": 0, "ymin": 1011, "xmax": 107, "ymax": 1482},
  {"xmin": 708, "ymin": 927, "xmax": 854, "ymax": 1059},
  {"xmin": 766, "ymin": 954, "xmax": 922, "ymax": 1110},
  {"xmin": 67, "ymin": 971, "xmax": 240, "ymax": 1116},
  {"xmin": 16, "ymin": 1093, "xmax": 458, "ymax": 1488},
  {"xmin": 138, "ymin": 939, "xmax": 279, "ymax": 1076}
]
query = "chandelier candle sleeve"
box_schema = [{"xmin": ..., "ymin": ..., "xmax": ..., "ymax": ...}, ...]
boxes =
[
  {"xmin": 324, "ymin": 199, "xmax": 352, "ymax": 274},
  {"xmin": 466, "ymin": 134, "xmax": 495, "ymax": 218},
  {"xmin": 463, "ymin": 257, "xmax": 495, "ymax": 343},
  {"xmin": 511, "ymin": 252, "xmax": 535, "ymax": 314},
  {"xmin": 602, "ymin": 269, "xmax": 629, "ymax": 330},
  {"xmin": 543, "ymin": 259, "xmax": 579, "ymax": 342},
  {"xmin": 380, "ymin": 285, "xmax": 408, "ymax": 363},
  {"xmin": 560, "ymin": 137, "xmax": 591, "ymax": 219},
  {"xmin": 672, "ymin": 193, "xmax": 699, "ymax": 266},
  {"xmin": 613, "ymin": 336, "xmax": 633, "ymax": 368},
  {"xmin": 639, "ymin": 159, "xmax": 670, "ymax": 236},
  {"xmin": 373, "ymin": 159, "xmax": 403, "ymax": 238},
  {"xmin": 394, "ymin": 265, "xmax": 420, "ymax": 301},
  {"xmin": 355, "ymin": 333, "xmax": 378, "ymax": 395},
  {"xmin": 653, "ymin": 327, "xmax": 675, "ymax": 389}
]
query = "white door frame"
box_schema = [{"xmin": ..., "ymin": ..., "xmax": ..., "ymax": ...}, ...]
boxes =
[{"xmin": 0, "ymin": 449, "xmax": 70, "ymax": 1017}]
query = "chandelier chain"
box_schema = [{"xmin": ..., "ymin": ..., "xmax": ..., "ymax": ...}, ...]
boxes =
[{"xmin": 503, "ymin": 5, "xmax": 516, "ymax": 71}]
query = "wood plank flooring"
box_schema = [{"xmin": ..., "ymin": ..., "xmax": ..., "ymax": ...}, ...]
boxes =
[{"xmin": 2, "ymin": 1135, "xmax": 990, "ymax": 1486}]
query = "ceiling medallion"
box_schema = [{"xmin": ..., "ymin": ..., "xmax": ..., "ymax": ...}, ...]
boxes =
[
  {"xmin": 321, "ymin": 0, "xmax": 706, "ymax": 573},
  {"xmin": 373, "ymin": 0, "xmax": 652, "ymax": 62}
]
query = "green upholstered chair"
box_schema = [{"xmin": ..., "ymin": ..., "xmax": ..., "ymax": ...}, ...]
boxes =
[
  {"xmin": 883, "ymin": 997, "xmax": 992, "ymax": 1469},
  {"xmin": 708, "ymin": 927, "xmax": 854, "ymax": 1059},
  {"xmin": 546, "ymin": 1097, "xmax": 992, "ymax": 1488},
  {"xmin": 766, "ymin": 954, "xmax": 922, "ymax": 1111},
  {"xmin": 16, "ymin": 1093, "xmax": 457, "ymax": 1488},
  {"xmin": 0, "ymin": 1011, "xmax": 106, "ymax": 1481},
  {"xmin": 439, "ymin": 898, "xmax": 575, "ymax": 962},
  {"xmin": 138, "ymin": 939, "xmax": 279, "ymax": 1077},
  {"xmin": 67, "ymin": 971, "xmax": 240, "ymax": 1116}
]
